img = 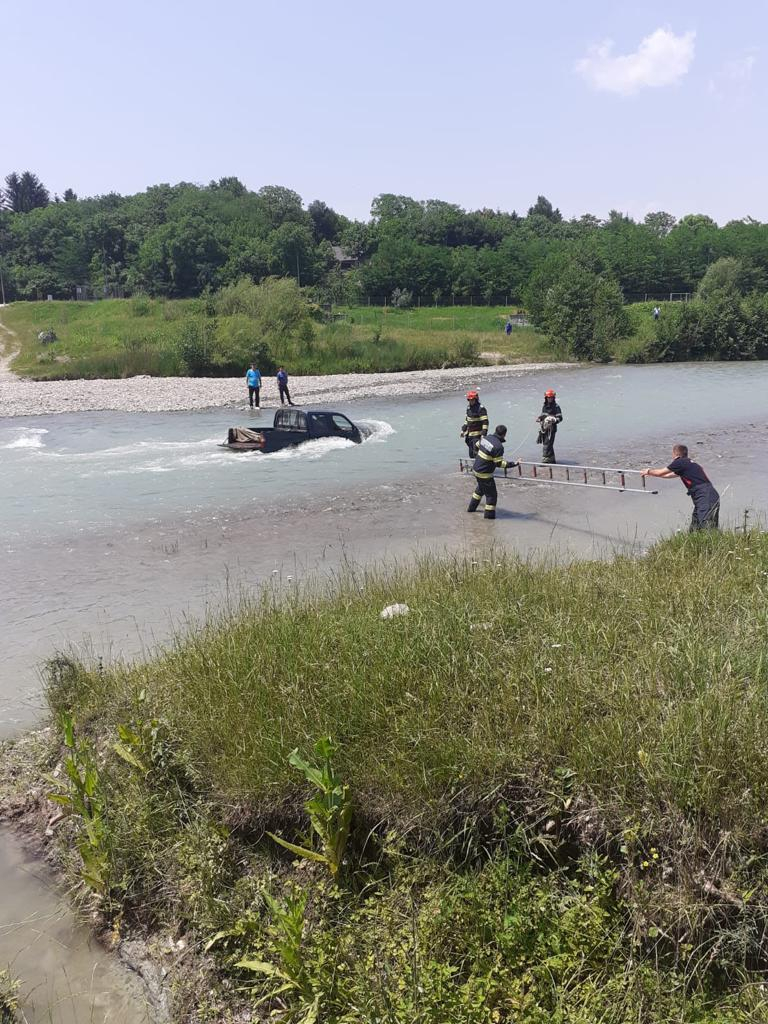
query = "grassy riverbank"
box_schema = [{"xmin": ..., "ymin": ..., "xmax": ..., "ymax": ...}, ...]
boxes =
[
  {"xmin": 25, "ymin": 530, "xmax": 768, "ymax": 1021},
  {"xmin": 1, "ymin": 299, "xmax": 551, "ymax": 380}
]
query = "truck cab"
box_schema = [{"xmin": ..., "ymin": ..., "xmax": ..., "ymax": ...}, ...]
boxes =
[{"xmin": 223, "ymin": 409, "xmax": 363, "ymax": 452}]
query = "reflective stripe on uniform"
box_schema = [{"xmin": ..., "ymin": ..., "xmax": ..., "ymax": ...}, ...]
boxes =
[
  {"xmin": 485, "ymin": 504, "xmax": 496, "ymax": 510},
  {"xmin": 473, "ymin": 470, "xmax": 495, "ymax": 480},
  {"xmin": 476, "ymin": 449, "xmax": 500, "ymax": 463},
  {"xmin": 472, "ymin": 492, "xmax": 481, "ymax": 500}
]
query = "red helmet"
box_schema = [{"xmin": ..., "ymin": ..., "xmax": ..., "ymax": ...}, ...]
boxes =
[
  {"xmin": 466, "ymin": 390, "xmax": 479, "ymax": 401},
  {"xmin": 544, "ymin": 389, "xmax": 556, "ymax": 398}
]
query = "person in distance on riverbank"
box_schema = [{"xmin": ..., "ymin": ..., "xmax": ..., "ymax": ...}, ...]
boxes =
[
  {"xmin": 460, "ymin": 390, "xmax": 489, "ymax": 458},
  {"xmin": 276, "ymin": 366, "xmax": 294, "ymax": 405},
  {"xmin": 642, "ymin": 444, "xmax": 720, "ymax": 531},
  {"xmin": 536, "ymin": 388, "xmax": 562, "ymax": 464},
  {"xmin": 468, "ymin": 425, "xmax": 519, "ymax": 520},
  {"xmin": 246, "ymin": 363, "xmax": 262, "ymax": 409}
]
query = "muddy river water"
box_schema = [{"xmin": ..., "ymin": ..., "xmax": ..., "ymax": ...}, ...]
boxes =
[{"xmin": 1, "ymin": 360, "xmax": 767, "ymax": 1020}]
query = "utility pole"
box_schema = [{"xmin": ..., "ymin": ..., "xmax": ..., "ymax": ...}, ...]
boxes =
[
  {"xmin": 0, "ymin": 262, "xmax": 6, "ymax": 306},
  {"xmin": 296, "ymin": 250, "xmax": 300, "ymax": 288}
]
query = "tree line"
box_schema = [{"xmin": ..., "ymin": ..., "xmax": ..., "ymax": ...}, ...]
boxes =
[{"xmin": 2, "ymin": 172, "xmax": 768, "ymax": 307}]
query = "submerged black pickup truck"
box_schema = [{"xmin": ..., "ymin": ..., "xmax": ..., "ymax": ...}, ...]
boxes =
[{"xmin": 222, "ymin": 408, "xmax": 363, "ymax": 453}]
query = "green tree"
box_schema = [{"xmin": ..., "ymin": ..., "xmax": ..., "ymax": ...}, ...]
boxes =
[
  {"xmin": 308, "ymin": 200, "xmax": 342, "ymax": 242},
  {"xmin": 697, "ymin": 257, "xmax": 750, "ymax": 300},
  {"xmin": 643, "ymin": 211, "xmax": 676, "ymax": 237},
  {"xmin": 3, "ymin": 170, "xmax": 49, "ymax": 212},
  {"xmin": 532, "ymin": 263, "xmax": 629, "ymax": 360},
  {"xmin": 527, "ymin": 195, "xmax": 562, "ymax": 222}
]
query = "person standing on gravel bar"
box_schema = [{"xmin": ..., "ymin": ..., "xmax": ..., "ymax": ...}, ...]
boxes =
[
  {"xmin": 642, "ymin": 444, "xmax": 720, "ymax": 531},
  {"xmin": 276, "ymin": 366, "xmax": 294, "ymax": 406},
  {"xmin": 246, "ymin": 363, "xmax": 262, "ymax": 408},
  {"xmin": 468, "ymin": 425, "xmax": 519, "ymax": 520},
  {"xmin": 536, "ymin": 389, "xmax": 562, "ymax": 464}
]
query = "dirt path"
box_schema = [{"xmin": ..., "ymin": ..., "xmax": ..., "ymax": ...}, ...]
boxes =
[{"xmin": 0, "ymin": 309, "xmax": 19, "ymax": 380}]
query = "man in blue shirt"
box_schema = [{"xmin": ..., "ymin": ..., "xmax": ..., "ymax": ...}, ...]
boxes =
[
  {"xmin": 276, "ymin": 366, "xmax": 294, "ymax": 406},
  {"xmin": 642, "ymin": 443, "xmax": 720, "ymax": 531},
  {"xmin": 246, "ymin": 364, "xmax": 261, "ymax": 408}
]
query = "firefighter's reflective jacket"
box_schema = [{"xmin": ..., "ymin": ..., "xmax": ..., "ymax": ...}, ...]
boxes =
[
  {"xmin": 472, "ymin": 433, "xmax": 515, "ymax": 479},
  {"xmin": 461, "ymin": 401, "xmax": 489, "ymax": 443}
]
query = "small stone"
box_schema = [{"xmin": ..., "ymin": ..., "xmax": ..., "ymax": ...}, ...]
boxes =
[{"xmin": 380, "ymin": 603, "xmax": 410, "ymax": 620}]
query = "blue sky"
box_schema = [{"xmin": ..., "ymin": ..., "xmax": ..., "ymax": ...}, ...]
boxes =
[{"xmin": 3, "ymin": 0, "xmax": 764, "ymax": 222}]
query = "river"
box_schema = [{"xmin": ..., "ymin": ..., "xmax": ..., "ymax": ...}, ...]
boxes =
[{"xmin": 1, "ymin": 360, "xmax": 767, "ymax": 1019}]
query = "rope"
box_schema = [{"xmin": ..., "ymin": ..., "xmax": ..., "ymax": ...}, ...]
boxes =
[{"xmin": 507, "ymin": 422, "xmax": 537, "ymax": 458}]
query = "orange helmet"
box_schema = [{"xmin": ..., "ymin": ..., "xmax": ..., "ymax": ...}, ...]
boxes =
[
  {"xmin": 466, "ymin": 390, "xmax": 479, "ymax": 401},
  {"xmin": 544, "ymin": 389, "xmax": 556, "ymax": 398}
]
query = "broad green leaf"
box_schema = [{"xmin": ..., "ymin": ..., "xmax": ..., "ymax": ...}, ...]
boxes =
[
  {"xmin": 113, "ymin": 742, "xmax": 147, "ymax": 773},
  {"xmin": 267, "ymin": 832, "xmax": 328, "ymax": 864},
  {"xmin": 234, "ymin": 959, "xmax": 287, "ymax": 979}
]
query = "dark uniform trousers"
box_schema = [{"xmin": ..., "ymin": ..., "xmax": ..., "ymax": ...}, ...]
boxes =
[
  {"xmin": 468, "ymin": 432, "xmax": 511, "ymax": 520},
  {"xmin": 468, "ymin": 477, "xmax": 498, "ymax": 519},
  {"xmin": 690, "ymin": 487, "xmax": 720, "ymax": 531},
  {"xmin": 538, "ymin": 401, "xmax": 562, "ymax": 464}
]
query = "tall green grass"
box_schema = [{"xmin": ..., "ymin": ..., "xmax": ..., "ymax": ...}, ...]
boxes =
[
  {"xmin": 1, "ymin": 299, "xmax": 551, "ymax": 380},
  {"xmin": 53, "ymin": 532, "xmax": 768, "ymax": 840},
  {"xmin": 42, "ymin": 531, "xmax": 768, "ymax": 1021}
]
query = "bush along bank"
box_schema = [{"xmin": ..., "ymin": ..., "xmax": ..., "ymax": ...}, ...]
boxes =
[{"xmin": 33, "ymin": 532, "xmax": 768, "ymax": 1022}]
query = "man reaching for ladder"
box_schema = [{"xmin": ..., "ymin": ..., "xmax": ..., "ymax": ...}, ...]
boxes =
[{"xmin": 642, "ymin": 443, "xmax": 720, "ymax": 531}]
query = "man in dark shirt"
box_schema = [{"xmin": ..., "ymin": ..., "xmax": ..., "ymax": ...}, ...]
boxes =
[{"xmin": 642, "ymin": 444, "xmax": 720, "ymax": 531}]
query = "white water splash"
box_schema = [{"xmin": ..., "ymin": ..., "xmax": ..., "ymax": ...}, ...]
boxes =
[
  {"xmin": 359, "ymin": 419, "xmax": 396, "ymax": 443},
  {"xmin": 2, "ymin": 428, "xmax": 49, "ymax": 450}
]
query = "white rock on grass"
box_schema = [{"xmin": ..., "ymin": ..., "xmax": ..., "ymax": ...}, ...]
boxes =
[{"xmin": 380, "ymin": 603, "xmax": 410, "ymax": 620}]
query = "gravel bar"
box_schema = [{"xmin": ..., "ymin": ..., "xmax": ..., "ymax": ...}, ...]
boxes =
[{"xmin": 0, "ymin": 362, "xmax": 573, "ymax": 419}]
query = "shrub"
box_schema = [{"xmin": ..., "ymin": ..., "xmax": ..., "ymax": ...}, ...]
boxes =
[
  {"xmin": 130, "ymin": 294, "xmax": 152, "ymax": 317},
  {"xmin": 531, "ymin": 263, "xmax": 629, "ymax": 361},
  {"xmin": 390, "ymin": 287, "xmax": 413, "ymax": 309},
  {"xmin": 175, "ymin": 320, "xmax": 215, "ymax": 375},
  {"xmin": 213, "ymin": 315, "xmax": 274, "ymax": 375},
  {"xmin": 452, "ymin": 336, "xmax": 479, "ymax": 364}
]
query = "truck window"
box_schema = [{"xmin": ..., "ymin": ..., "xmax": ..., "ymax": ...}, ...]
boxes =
[
  {"xmin": 331, "ymin": 415, "xmax": 354, "ymax": 433},
  {"xmin": 309, "ymin": 413, "xmax": 330, "ymax": 433},
  {"xmin": 277, "ymin": 410, "xmax": 306, "ymax": 431}
]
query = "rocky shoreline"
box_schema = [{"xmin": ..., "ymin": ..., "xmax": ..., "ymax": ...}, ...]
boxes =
[{"xmin": 0, "ymin": 361, "xmax": 572, "ymax": 418}]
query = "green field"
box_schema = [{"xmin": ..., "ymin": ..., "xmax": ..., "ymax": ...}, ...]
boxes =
[
  {"xmin": 24, "ymin": 531, "xmax": 768, "ymax": 1022},
  {"xmin": 0, "ymin": 299, "xmax": 553, "ymax": 380}
]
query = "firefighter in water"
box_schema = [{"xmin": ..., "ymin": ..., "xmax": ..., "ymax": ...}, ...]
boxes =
[
  {"xmin": 468, "ymin": 425, "xmax": 519, "ymax": 520},
  {"xmin": 460, "ymin": 390, "xmax": 489, "ymax": 458},
  {"xmin": 536, "ymin": 388, "xmax": 563, "ymax": 464}
]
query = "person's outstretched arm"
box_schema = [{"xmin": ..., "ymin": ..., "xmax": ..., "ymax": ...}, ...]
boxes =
[{"xmin": 642, "ymin": 467, "xmax": 677, "ymax": 478}]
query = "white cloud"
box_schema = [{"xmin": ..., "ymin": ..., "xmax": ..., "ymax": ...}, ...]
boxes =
[{"xmin": 576, "ymin": 28, "xmax": 696, "ymax": 96}]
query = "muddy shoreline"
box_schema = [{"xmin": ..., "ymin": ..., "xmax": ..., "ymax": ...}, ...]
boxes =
[{"xmin": 0, "ymin": 732, "xmax": 169, "ymax": 1022}]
